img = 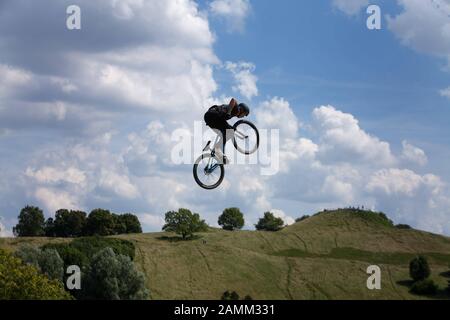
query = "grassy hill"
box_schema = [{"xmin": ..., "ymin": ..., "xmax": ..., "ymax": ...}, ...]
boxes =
[{"xmin": 1, "ymin": 209, "xmax": 450, "ymax": 300}]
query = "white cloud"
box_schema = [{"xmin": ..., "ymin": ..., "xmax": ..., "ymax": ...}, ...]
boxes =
[
  {"xmin": 322, "ymin": 176, "xmax": 354, "ymax": 204},
  {"xmin": 366, "ymin": 169, "xmax": 424, "ymax": 196},
  {"xmin": 271, "ymin": 209, "xmax": 296, "ymax": 226},
  {"xmin": 332, "ymin": 0, "xmax": 369, "ymax": 15},
  {"xmin": 99, "ymin": 170, "xmax": 140, "ymax": 200},
  {"xmin": 137, "ymin": 213, "xmax": 165, "ymax": 231},
  {"xmin": 0, "ymin": 64, "xmax": 32, "ymax": 97},
  {"xmin": 209, "ymin": 0, "xmax": 251, "ymax": 32},
  {"xmin": 365, "ymin": 168, "xmax": 449, "ymax": 233},
  {"xmin": 440, "ymin": 86, "xmax": 450, "ymax": 98},
  {"xmin": 26, "ymin": 166, "xmax": 87, "ymax": 186},
  {"xmin": 313, "ymin": 105, "xmax": 396, "ymax": 167},
  {"xmin": 0, "ymin": 219, "xmax": 13, "ymax": 238},
  {"xmin": 255, "ymin": 97, "xmax": 299, "ymax": 139},
  {"xmin": 225, "ymin": 61, "xmax": 258, "ymax": 100},
  {"xmin": 387, "ymin": 0, "xmax": 450, "ymax": 58},
  {"xmin": 34, "ymin": 187, "xmax": 79, "ymax": 214},
  {"xmin": 401, "ymin": 141, "xmax": 428, "ymax": 166},
  {"xmin": 0, "ymin": 0, "xmax": 219, "ymax": 133}
]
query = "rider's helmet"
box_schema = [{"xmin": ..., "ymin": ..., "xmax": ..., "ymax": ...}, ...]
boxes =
[{"xmin": 238, "ymin": 103, "xmax": 250, "ymax": 117}]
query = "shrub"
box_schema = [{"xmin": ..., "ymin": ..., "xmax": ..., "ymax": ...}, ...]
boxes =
[
  {"xmin": 15, "ymin": 245, "xmax": 41, "ymax": 268},
  {"xmin": 409, "ymin": 256, "xmax": 431, "ymax": 282},
  {"xmin": 43, "ymin": 236, "xmax": 135, "ymax": 266},
  {"xmin": 296, "ymin": 215, "xmax": 310, "ymax": 223},
  {"xmin": 13, "ymin": 206, "xmax": 45, "ymax": 237},
  {"xmin": 163, "ymin": 209, "xmax": 208, "ymax": 240},
  {"xmin": 221, "ymin": 291, "xmax": 240, "ymax": 300},
  {"xmin": 81, "ymin": 247, "xmax": 148, "ymax": 300},
  {"xmin": 396, "ymin": 224, "xmax": 412, "ymax": 230},
  {"xmin": 42, "ymin": 237, "xmax": 137, "ymax": 299},
  {"xmin": 410, "ymin": 279, "xmax": 438, "ymax": 295},
  {"xmin": 71, "ymin": 237, "xmax": 135, "ymax": 260},
  {"xmin": 218, "ymin": 208, "xmax": 245, "ymax": 231},
  {"xmin": 42, "ymin": 243, "xmax": 88, "ymax": 269},
  {"xmin": 255, "ymin": 212, "xmax": 284, "ymax": 231},
  {"xmin": 377, "ymin": 212, "xmax": 394, "ymax": 227},
  {"xmin": 0, "ymin": 249, "xmax": 71, "ymax": 300},
  {"xmin": 15, "ymin": 246, "xmax": 64, "ymax": 281}
]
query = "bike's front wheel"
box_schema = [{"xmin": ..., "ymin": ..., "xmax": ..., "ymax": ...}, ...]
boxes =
[
  {"xmin": 233, "ymin": 120, "xmax": 260, "ymax": 155},
  {"xmin": 193, "ymin": 153, "xmax": 225, "ymax": 190}
]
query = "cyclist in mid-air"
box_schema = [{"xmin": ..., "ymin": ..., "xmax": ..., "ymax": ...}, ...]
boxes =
[{"xmin": 204, "ymin": 98, "xmax": 250, "ymax": 164}]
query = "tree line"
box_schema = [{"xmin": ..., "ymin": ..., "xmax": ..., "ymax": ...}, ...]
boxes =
[
  {"xmin": 13, "ymin": 206, "xmax": 142, "ymax": 238},
  {"xmin": 162, "ymin": 207, "xmax": 286, "ymax": 240}
]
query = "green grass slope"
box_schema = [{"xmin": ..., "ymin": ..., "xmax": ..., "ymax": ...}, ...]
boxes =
[{"xmin": 2, "ymin": 209, "xmax": 450, "ymax": 300}]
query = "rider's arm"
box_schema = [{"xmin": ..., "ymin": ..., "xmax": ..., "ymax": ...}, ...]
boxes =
[{"xmin": 227, "ymin": 98, "xmax": 238, "ymax": 115}]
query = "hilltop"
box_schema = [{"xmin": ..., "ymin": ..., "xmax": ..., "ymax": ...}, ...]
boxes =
[{"xmin": 1, "ymin": 209, "xmax": 450, "ymax": 300}]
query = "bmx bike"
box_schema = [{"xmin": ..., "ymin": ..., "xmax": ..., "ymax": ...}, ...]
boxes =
[{"xmin": 193, "ymin": 120, "xmax": 260, "ymax": 190}]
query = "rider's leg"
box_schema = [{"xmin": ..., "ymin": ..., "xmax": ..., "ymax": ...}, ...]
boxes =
[{"xmin": 212, "ymin": 129, "xmax": 227, "ymax": 164}]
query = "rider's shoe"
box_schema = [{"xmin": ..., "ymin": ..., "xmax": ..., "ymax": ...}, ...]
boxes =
[{"xmin": 222, "ymin": 155, "xmax": 229, "ymax": 165}]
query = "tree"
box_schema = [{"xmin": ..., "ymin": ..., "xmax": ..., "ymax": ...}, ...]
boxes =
[
  {"xmin": 118, "ymin": 213, "xmax": 142, "ymax": 234},
  {"xmin": 409, "ymin": 256, "xmax": 431, "ymax": 282},
  {"xmin": 13, "ymin": 206, "xmax": 45, "ymax": 237},
  {"xmin": 218, "ymin": 208, "xmax": 245, "ymax": 231},
  {"xmin": 82, "ymin": 247, "xmax": 148, "ymax": 300},
  {"xmin": 0, "ymin": 249, "xmax": 71, "ymax": 300},
  {"xmin": 163, "ymin": 208, "xmax": 208, "ymax": 240},
  {"xmin": 84, "ymin": 209, "xmax": 115, "ymax": 236},
  {"xmin": 52, "ymin": 209, "xmax": 87, "ymax": 237},
  {"xmin": 44, "ymin": 217, "xmax": 56, "ymax": 237},
  {"xmin": 112, "ymin": 213, "xmax": 127, "ymax": 235},
  {"xmin": 112, "ymin": 213, "xmax": 142, "ymax": 234},
  {"xmin": 255, "ymin": 212, "xmax": 284, "ymax": 231}
]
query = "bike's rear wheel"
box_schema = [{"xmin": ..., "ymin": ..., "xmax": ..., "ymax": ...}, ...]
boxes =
[
  {"xmin": 193, "ymin": 153, "xmax": 225, "ymax": 190},
  {"xmin": 233, "ymin": 120, "xmax": 260, "ymax": 155}
]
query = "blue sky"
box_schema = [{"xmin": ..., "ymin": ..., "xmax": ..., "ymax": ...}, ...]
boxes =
[
  {"xmin": 208, "ymin": 0, "xmax": 450, "ymax": 176},
  {"xmin": 1, "ymin": 0, "xmax": 450, "ymax": 236},
  {"xmin": 211, "ymin": 1, "xmax": 449, "ymax": 135}
]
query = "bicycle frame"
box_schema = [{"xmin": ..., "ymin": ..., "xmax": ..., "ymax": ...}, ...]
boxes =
[
  {"xmin": 203, "ymin": 134, "xmax": 221, "ymax": 174},
  {"xmin": 202, "ymin": 127, "xmax": 248, "ymax": 174}
]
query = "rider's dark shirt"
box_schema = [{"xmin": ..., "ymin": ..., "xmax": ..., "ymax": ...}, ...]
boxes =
[{"xmin": 208, "ymin": 104, "xmax": 233, "ymax": 120}]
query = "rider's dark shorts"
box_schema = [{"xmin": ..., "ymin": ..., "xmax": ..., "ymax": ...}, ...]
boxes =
[{"xmin": 204, "ymin": 109, "xmax": 233, "ymax": 148}]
